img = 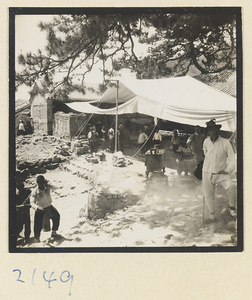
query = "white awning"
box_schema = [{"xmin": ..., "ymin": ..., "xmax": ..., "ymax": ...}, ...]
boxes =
[{"xmin": 66, "ymin": 76, "xmax": 236, "ymax": 131}]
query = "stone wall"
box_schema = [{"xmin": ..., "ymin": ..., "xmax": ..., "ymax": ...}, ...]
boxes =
[
  {"xmin": 53, "ymin": 112, "xmax": 87, "ymax": 139},
  {"xmin": 15, "ymin": 135, "xmax": 71, "ymax": 183},
  {"xmin": 87, "ymin": 186, "xmax": 139, "ymax": 220}
]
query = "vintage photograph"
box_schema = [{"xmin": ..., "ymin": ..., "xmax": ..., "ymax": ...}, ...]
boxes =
[{"xmin": 10, "ymin": 7, "xmax": 242, "ymax": 251}]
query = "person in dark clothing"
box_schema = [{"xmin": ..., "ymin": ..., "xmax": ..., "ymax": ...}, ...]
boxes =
[
  {"xmin": 124, "ymin": 119, "xmax": 132, "ymax": 148},
  {"xmin": 125, "ymin": 119, "xmax": 132, "ymax": 134},
  {"xmin": 96, "ymin": 121, "xmax": 103, "ymax": 137},
  {"xmin": 171, "ymin": 129, "xmax": 180, "ymax": 154},
  {"xmin": 187, "ymin": 125, "xmax": 206, "ymax": 180},
  {"xmin": 152, "ymin": 127, "xmax": 162, "ymax": 148},
  {"xmin": 118, "ymin": 123, "xmax": 125, "ymax": 152},
  {"xmin": 144, "ymin": 124, "xmax": 154, "ymax": 151},
  {"xmin": 88, "ymin": 126, "xmax": 99, "ymax": 153},
  {"xmin": 16, "ymin": 182, "xmax": 31, "ymax": 243},
  {"xmin": 30, "ymin": 175, "xmax": 60, "ymax": 242},
  {"xmin": 26, "ymin": 117, "xmax": 33, "ymax": 134},
  {"xmin": 101, "ymin": 124, "xmax": 109, "ymax": 148},
  {"xmin": 186, "ymin": 125, "xmax": 206, "ymax": 164}
]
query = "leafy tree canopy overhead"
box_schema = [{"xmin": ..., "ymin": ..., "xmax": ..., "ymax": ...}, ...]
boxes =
[{"xmin": 16, "ymin": 12, "xmax": 236, "ymax": 98}]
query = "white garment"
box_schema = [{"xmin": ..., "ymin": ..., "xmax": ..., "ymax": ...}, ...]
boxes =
[
  {"xmin": 202, "ymin": 172, "xmax": 236, "ymax": 213},
  {"xmin": 30, "ymin": 186, "xmax": 52, "ymax": 210},
  {"xmin": 108, "ymin": 128, "xmax": 114, "ymax": 139},
  {"xmin": 87, "ymin": 131, "xmax": 92, "ymax": 139},
  {"xmin": 203, "ymin": 136, "xmax": 235, "ymax": 174},
  {"xmin": 19, "ymin": 122, "xmax": 25, "ymax": 131},
  {"xmin": 138, "ymin": 132, "xmax": 148, "ymax": 144},
  {"xmin": 202, "ymin": 136, "xmax": 236, "ymax": 214},
  {"xmin": 153, "ymin": 132, "xmax": 162, "ymax": 141}
]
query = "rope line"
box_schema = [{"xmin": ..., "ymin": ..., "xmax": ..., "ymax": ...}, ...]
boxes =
[
  {"xmin": 132, "ymin": 125, "xmax": 157, "ymax": 158},
  {"xmin": 73, "ymin": 96, "xmax": 105, "ymax": 138}
]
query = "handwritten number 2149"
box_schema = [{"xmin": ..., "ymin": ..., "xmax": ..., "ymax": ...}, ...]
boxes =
[{"xmin": 13, "ymin": 269, "xmax": 73, "ymax": 296}]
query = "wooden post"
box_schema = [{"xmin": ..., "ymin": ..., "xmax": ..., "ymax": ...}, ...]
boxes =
[{"xmin": 115, "ymin": 80, "xmax": 119, "ymax": 152}]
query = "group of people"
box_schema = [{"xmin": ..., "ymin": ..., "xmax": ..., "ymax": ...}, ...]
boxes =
[
  {"xmin": 16, "ymin": 119, "xmax": 236, "ymax": 245},
  {"xmin": 87, "ymin": 120, "xmax": 160, "ymax": 156},
  {"xmin": 138, "ymin": 119, "xmax": 237, "ymax": 223},
  {"xmin": 88, "ymin": 122, "xmax": 130, "ymax": 154},
  {"xmin": 16, "ymin": 175, "xmax": 60, "ymax": 243}
]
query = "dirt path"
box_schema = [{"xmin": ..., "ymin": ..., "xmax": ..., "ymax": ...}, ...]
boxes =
[{"xmin": 18, "ymin": 150, "xmax": 237, "ymax": 248}]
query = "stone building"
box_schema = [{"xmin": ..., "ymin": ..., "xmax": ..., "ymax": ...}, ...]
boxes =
[
  {"xmin": 29, "ymin": 79, "xmax": 53, "ymax": 135},
  {"xmin": 30, "ymin": 94, "xmax": 53, "ymax": 135},
  {"xmin": 28, "ymin": 78, "xmax": 97, "ymax": 137}
]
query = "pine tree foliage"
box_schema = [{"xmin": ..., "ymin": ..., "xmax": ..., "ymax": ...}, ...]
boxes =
[{"xmin": 16, "ymin": 13, "xmax": 236, "ymax": 97}]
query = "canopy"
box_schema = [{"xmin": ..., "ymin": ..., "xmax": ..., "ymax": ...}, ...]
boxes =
[{"xmin": 66, "ymin": 76, "xmax": 236, "ymax": 131}]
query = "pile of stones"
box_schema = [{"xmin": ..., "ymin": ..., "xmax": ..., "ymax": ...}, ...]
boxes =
[
  {"xmin": 112, "ymin": 151, "xmax": 127, "ymax": 167},
  {"xmin": 70, "ymin": 139, "xmax": 90, "ymax": 155}
]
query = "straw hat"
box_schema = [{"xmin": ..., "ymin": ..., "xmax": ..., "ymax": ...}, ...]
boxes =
[{"xmin": 205, "ymin": 119, "xmax": 222, "ymax": 130}]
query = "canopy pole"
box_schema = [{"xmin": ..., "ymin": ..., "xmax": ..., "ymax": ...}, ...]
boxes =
[
  {"xmin": 115, "ymin": 80, "xmax": 119, "ymax": 152},
  {"xmin": 106, "ymin": 79, "xmax": 119, "ymax": 152}
]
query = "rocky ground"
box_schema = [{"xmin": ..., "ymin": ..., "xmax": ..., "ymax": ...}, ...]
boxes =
[{"xmin": 15, "ymin": 134, "xmax": 237, "ymax": 248}]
